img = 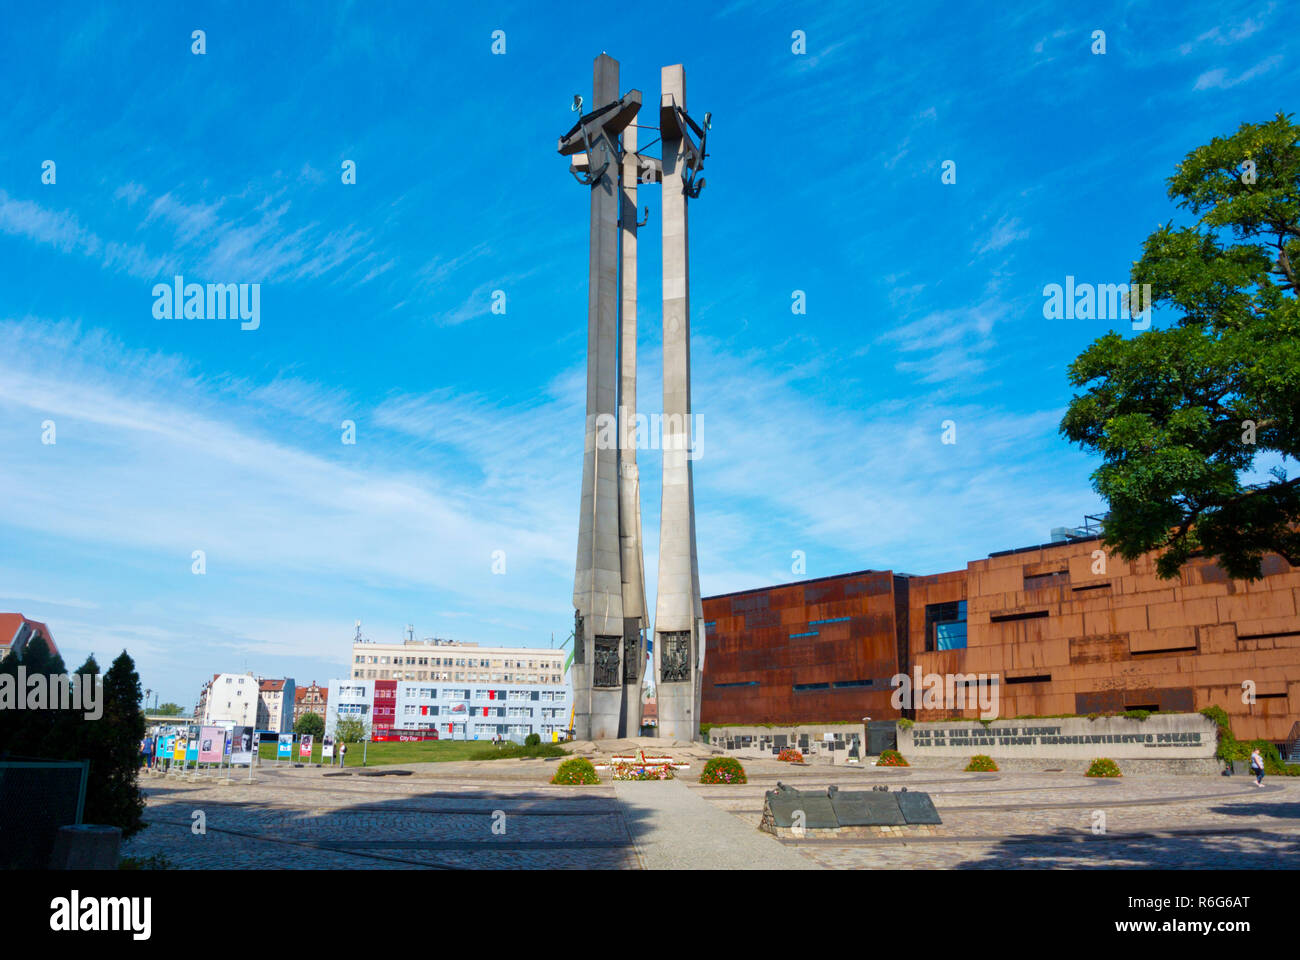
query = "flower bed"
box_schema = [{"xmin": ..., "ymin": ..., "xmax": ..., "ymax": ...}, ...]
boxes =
[
  {"xmin": 777, "ymin": 748, "xmax": 805, "ymax": 763},
  {"xmin": 875, "ymin": 749, "xmax": 909, "ymax": 767},
  {"xmin": 965, "ymin": 754, "xmax": 998, "ymax": 772},
  {"xmin": 1085, "ymin": 757, "xmax": 1122, "ymax": 778},
  {"xmin": 699, "ymin": 757, "xmax": 747, "ymax": 784},
  {"xmin": 592, "ymin": 750, "xmax": 689, "ymax": 778},
  {"xmin": 609, "ymin": 761, "xmax": 675, "ymax": 780}
]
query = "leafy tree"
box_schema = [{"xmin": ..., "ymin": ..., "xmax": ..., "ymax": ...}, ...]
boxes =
[
  {"xmin": 294, "ymin": 712, "xmax": 325, "ymax": 739},
  {"xmin": 154, "ymin": 702, "xmax": 184, "ymax": 716},
  {"xmin": 1062, "ymin": 112, "xmax": 1300, "ymax": 579},
  {"xmin": 334, "ymin": 716, "xmax": 369, "ymax": 743}
]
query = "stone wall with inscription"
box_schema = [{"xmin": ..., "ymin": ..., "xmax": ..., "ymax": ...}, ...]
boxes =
[{"xmin": 897, "ymin": 713, "xmax": 1217, "ymax": 759}]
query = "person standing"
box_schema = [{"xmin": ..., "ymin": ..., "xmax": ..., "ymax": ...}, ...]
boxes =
[
  {"xmin": 339, "ymin": 742, "xmax": 348, "ymax": 767},
  {"xmin": 1250, "ymin": 747, "xmax": 1266, "ymax": 787}
]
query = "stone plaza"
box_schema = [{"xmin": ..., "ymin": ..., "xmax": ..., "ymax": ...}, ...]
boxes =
[{"xmin": 122, "ymin": 747, "xmax": 1300, "ymax": 870}]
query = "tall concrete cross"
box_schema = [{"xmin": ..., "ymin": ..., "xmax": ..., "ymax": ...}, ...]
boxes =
[{"xmin": 559, "ymin": 56, "xmax": 709, "ymax": 742}]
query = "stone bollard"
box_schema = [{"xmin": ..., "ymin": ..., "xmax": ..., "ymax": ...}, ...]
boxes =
[{"xmin": 48, "ymin": 824, "xmax": 122, "ymax": 870}]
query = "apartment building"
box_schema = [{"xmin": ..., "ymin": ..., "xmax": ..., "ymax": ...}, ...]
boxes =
[
  {"xmin": 350, "ymin": 636, "xmax": 566, "ymax": 687},
  {"xmin": 200, "ymin": 672, "xmax": 260, "ymax": 727},
  {"xmin": 294, "ymin": 681, "xmax": 328, "ymax": 726},
  {"xmin": 257, "ymin": 678, "xmax": 296, "ymax": 733},
  {"xmin": 197, "ymin": 672, "xmax": 296, "ymax": 732},
  {"xmin": 328, "ymin": 646, "xmax": 572, "ymax": 742}
]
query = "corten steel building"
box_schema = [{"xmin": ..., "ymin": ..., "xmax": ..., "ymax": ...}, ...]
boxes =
[
  {"xmin": 702, "ymin": 536, "xmax": 1300, "ymax": 747},
  {"xmin": 701, "ymin": 571, "xmax": 908, "ymax": 727}
]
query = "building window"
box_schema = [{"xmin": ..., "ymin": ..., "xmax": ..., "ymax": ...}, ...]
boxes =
[{"xmin": 925, "ymin": 601, "xmax": 968, "ymax": 651}]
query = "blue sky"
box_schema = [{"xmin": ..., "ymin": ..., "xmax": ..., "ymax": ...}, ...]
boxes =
[{"xmin": 1, "ymin": 1, "xmax": 1293, "ymax": 707}]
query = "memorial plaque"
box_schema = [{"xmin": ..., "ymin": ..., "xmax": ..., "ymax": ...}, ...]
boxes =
[
  {"xmin": 767, "ymin": 790, "xmax": 838, "ymax": 829},
  {"xmin": 831, "ymin": 791, "xmax": 906, "ymax": 826},
  {"xmin": 898, "ymin": 791, "xmax": 942, "ymax": 825},
  {"xmin": 593, "ymin": 635, "xmax": 620, "ymax": 687},
  {"xmin": 660, "ymin": 630, "xmax": 691, "ymax": 682},
  {"xmin": 623, "ymin": 626, "xmax": 640, "ymax": 683}
]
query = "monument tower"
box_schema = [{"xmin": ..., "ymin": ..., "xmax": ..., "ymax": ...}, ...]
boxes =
[
  {"xmin": 652, "ymin": 63, "xmax": 709, "ymax": 741},
  {"xmin": 559, "ymin": 55, "xmax": 709, "ymax": 741}
]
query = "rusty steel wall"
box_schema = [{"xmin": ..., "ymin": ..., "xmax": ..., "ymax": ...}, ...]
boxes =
[
  {"xmin": 701, "ymin": 541, "xmax": 1299, "ymax": 743},
  {"xmin": 701, "ymin": 570, "xmax": 905, "ymax": 725},
  {"xmin": 907, "ymin": 539, "xmax": 1299, "ymax": 743}
]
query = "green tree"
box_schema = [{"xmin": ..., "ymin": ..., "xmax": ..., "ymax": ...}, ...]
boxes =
[
  {"xmin": 334, "ymin": 716, "xmax": 369, "ymax": 743},
  {"xmin": 0, "ymin": 644, "xmax": 147, "ymax": 837},
  {"xmin": 80, "ymin": 651, "xmax": 146, "ymax": 837},
  {"xmin": 0, "ymin": 636, "xmax": 66, "ymax": 757},
  {"xmin": 154, "ymin": 702, "xmax": 184, "ymax": 716},
  {"xmin": 294, "ymin": 712, "xmax": 325, "ymax": 739},
  {"xmin": 1062, "ymin": 112, "xmax": 1300, "ymax": 579}
]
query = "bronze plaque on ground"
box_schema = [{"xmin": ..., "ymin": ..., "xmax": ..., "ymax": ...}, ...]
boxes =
[
  {"xmin": 831, "ymin": 791, "xmax": 906, "ymax": 826},
  {"xmin": 766, "ymin": 791, "xmax": 838, "ymax": 829},
  {"xmin": 898, "ymin": 791, "xmax": 942, "ymax": 825}
]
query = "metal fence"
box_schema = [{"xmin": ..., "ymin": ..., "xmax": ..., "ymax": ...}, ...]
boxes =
[{"xmin": 0, "ymin": 760, "xmax": 89, "ymax": 869}]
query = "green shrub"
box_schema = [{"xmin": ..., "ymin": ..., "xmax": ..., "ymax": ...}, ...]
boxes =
[
  {"xmin": 524, "ymin": 733, "xmax": 541, "ymax": 747},
  {"xmin": 1121, "ymin": 709, "xmax": 1152, "ymax": 720},
  {"xmin": 965, "ymin": 754, "xmax": 998, "ymax": 772},
  {"xmin": 876, "ymin": 749, "xmax": 909, "ymax": 767},
  {"xmin": 473, "ymin": 742, "xmax": 567, "ymax": 761},
  {"xmin": 551, "ymin": 757, "xmax": 599, "ymax": 785},
  {"xmin": 1222, "ymin": 739, "xmax": 1288, "ymax": 773},
  {"xmin": 1086, "ymin": 758, "xmax": 1122, "ymax": 777},
  {"xmin": 699, "ymin": 757, "xmax": 747, "ymax": 784},
  {"xmin": 1199, "ymin": 705, "xmax": 1231, "ymax": 734},
  {"xmin": 896, "ymin": 718, "xmax": 914, "ymax": 730}
]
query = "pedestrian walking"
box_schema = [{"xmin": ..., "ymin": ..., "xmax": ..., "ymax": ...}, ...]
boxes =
[
  {"xmin": 1250, "ymin": 747, "xmax": 1266, "ymax": 787},
  {"xmin": 339, "ymin": 742, "xmax": 348, "ymax": 767}
]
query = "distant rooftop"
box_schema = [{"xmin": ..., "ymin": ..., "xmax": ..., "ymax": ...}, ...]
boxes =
[{"xmin": 354, "ymin": 637, "xmax": 477, "ymax": 647}]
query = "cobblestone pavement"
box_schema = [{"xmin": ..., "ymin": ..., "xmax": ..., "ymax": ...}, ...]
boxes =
[
  {"xmin": 123, "ymin": 760, "xmax": 1300, "ymax": 869},
  {"xmin": 614, "ymin": 778, "xmax": 818, "ymax": 870},
  {"xmin": 696, "ymin": 762, "xmax": 1300, "ymax": 869},
  {"xmin": 124, "ymin": 766, "xmax": 639, "ymax": 869}
]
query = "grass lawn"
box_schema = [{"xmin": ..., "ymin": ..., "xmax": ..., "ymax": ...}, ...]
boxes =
[{"xmin": 256, "ymin": 739, "xmax": 569, "ymax": 767}]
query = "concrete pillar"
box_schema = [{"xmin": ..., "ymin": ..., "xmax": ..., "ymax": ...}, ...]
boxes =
[
  {"xmin": 654, "ymin": 64, "xmax": 705, "ymax": 741},
  {"xmin": 618, "ymin": 119, "xmax": 648, "ymax": 739},
  {"xmin": 48, "ymin": 824, "xmax": 122, "ymax": 870},
  {"xmin": 573, "ymin": 54, "xmax": 627, "ymax": 740}
]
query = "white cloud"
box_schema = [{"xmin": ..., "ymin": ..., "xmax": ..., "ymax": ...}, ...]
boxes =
[{"xmin": 1194, "ymin": 54, "xmax": 1283, "ymax": 90}]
